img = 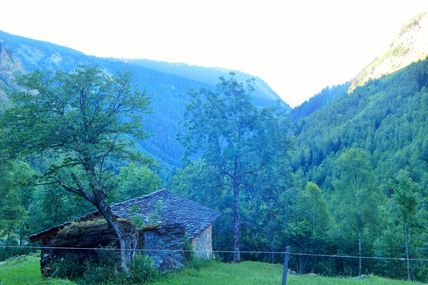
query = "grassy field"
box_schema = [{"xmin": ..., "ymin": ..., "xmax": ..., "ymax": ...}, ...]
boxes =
[
  {"xmin": 0, "ymin": 254, "xmax": 425, "ymax": 285},
  {"xmin": 153, "ymin": 261, "xmax": 426, "ymax": 285},
  {"xmin": 0, "ymin": 254, "xmax": 74, "ymax": 285}
]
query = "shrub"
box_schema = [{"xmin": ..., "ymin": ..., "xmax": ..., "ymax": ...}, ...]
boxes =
[
  {"xmin": 49, "ymin": 253, "xmax": 87, "ymax": 279},
  {"xmin": 48, "ymin": 250, "xmax": 160, "ymax": 284},
  {"xmin": 76, "ymin": 249, "xmax": 118, "ymax": 285},
  {"xmin": 77, "ymin": 261, "xmax": 115, "ymax": 285},
  {"xmin": 0, "ymin": 239, "xmax": 33, "ymax": 261},
  {"xmin": 120, "ymin": 254, "xmax": 160, "ymax": 284}
]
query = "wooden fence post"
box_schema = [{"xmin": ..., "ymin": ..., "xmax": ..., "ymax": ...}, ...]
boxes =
[{"xmin": 281, "ymin": 246, "xmax": 291, "ymax": 285}]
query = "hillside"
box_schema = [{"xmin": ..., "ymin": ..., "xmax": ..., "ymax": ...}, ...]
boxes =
[
  {"xmin": 0, "ymin": 30, "xmax": 287, "ymax": 167},
  {"xmin": 289, "ymin": 83, "xmax": 349, "ymax": 121},
  {"xmin": 349, "ymin": 11, "xmax": 428, "ymax": 92},
  {"xmin": 1, "ymin": 10, "xmax": 428, "ymax": 283},
  {"xmin": 127, "ymin": 59, "xmax": 283, "ymax": 107},
  {"xmin": 294, "ymin": 56, "xmax": 428, "ymax": 179}
]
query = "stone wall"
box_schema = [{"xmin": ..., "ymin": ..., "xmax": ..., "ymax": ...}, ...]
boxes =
[
  {"xmin": 191, "ymin": 225, "xmax": 213, "ymax": 259},
  {"xmin": 143, "ymin": 223, "xmax": 185, "ymax": 270},
  {"xmin": 40, "ymin": 219, "xmax": 134, "ymax": 276}
]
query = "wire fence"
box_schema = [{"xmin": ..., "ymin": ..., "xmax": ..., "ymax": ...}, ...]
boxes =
[
  {"xmin": 1, "ymin": 244, "xmax": 427, "ymax": 262},
  {"xmin": 1, "ymin": 244, "xmax": 428, "ymax": 282}
]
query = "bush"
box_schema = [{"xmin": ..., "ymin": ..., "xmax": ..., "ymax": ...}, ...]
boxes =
[
  {"xmin": 49, "ymin": 250, "xmax": 160, "ymax": 285},
  {"xmin": 119, "ymin": 254, "xmax": 160, "ymax": 285},
  {"xmin": 0, "ymin": 239, "xmax": 33, "ymax": 261},
  {"xmin": 76, "ymin": 249, "xmax": 117, "ymax": 285},
  {"xmin": 49, "ymin": 253, "xmax": 87, "ymax": 280},
  {"xmin": 77, "ymin": 261, "xmax": 115, "ymax": 285}
]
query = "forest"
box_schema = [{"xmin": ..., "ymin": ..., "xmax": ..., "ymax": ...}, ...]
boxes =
[{"xmin": 0, "ymin": 51, "xmax": 428, "ymax": 283}]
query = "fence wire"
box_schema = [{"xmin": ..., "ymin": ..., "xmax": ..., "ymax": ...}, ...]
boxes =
[{"xmin": 0, "ymin": 245, "xmax": 427, "ymax": 262}]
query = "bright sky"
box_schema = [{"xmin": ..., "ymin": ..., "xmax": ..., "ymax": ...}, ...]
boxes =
[{"xmin": 0, "ymin": 0, "xmax": 427, "ymax": 107}]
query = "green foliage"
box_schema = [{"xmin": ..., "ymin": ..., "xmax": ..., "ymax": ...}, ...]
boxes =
[
  {"xmin": 1, "ymin": 36, "xmax": 428, "ymax": 282},
  {"xmin": 393, "ymin": 170, "xmax": 419, "ymax": 226},
  {"xmin": 0, "ymin": 160, "xmax": 34, "ymax": 238},
  {"xmin": 78, "ymin": 253, "xmax": 159, "ymax": 285},
  {"xmin": 122, "ymin": 254, "xmax": 160, "ymax": 284},
  {"xmin": 288, "ymin": 58, "xmax": 428, "ymax": 280},
  {"xmin": 180, "ymin": 74, "xmax": 292, "ymax": 261},
  {"xmin": 49, "ymin": 251, "xmax": 159, "ymax": 285},
  {"xmin": 49, "ymin": 254, "xmax": 87, "ymax": 280},
  {"xmin": 77, "ymin": 259, "xmax": 116, "ymax": 285},
  {"xmin": 332, "ymin": 148, "xmax": 380, "ymax": 238},
  {"xmin": 111, "ymin": 163, "xmax": 161, "ymax": 202},
  {"xmin": 24, "ymin": 186, "xmax": 90, "ymax": 236},
  {"xmin": 0, "ymin": 66, "xmax": 151, "ymax": 202},
  {"xmin": 0, "ymin": 66, "xmax": 155, "ymax": 272}
]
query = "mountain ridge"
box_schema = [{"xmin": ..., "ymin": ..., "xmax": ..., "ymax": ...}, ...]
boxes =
[
  {"xmin": 349, "ymin": 11, "xmax": 428, "ymax": 92},
  {"xmin": 0, "ymin": 29, "xmax": 287, "ymax": 167}
]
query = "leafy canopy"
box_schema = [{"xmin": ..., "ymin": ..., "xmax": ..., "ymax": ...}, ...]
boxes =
[{"xmin": 1, "ymin": 66, "xmax": 150, "ymax": 201}]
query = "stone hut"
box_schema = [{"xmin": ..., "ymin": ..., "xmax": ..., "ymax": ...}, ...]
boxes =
[{"xmin": 29, "ymin": 190, "xmax": 220, "ymax": 273}]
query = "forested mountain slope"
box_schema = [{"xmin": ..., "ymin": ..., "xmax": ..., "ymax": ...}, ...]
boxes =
[
  {"xmin": 294, "ymin": 57, "xmax": 428, "ymax": 189},
  {"xmin": 0, "ymin": 30, "xmax": 286, "ymax": 167},
  {"xmin": 289, "ymin": 83, "xmax": 349, "ymax": 121},
  {"xmin": 128, "ymin": 59, "xmax": 284, "ymax": 107}
]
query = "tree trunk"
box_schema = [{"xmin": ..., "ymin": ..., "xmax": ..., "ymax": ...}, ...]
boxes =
[
  {"xmin": 78, "ymin": 158, "xmax": 140, "ymax": 273},
  {"xmin": 96, "ymin": 198, "xmax": 139, "ymax": 273},
  {"xmin": 232, "ymin": 179, "xmax": 241, "ymax": 263},
  {"xmin": 297, "ymin": 256, "xmax": 308, "ymax": 274},
  {"xmin": 404, "ymin": 223, "xmax": 411, "ymax": 281},
  {"xmin": 358, "ymin": 233, "xmax": 362, "ymax": 276}
]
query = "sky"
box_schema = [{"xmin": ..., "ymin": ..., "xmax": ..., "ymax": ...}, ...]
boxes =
[{"xmin": 0, "ymin": 0, "xmax": 427, "ymax": 107}]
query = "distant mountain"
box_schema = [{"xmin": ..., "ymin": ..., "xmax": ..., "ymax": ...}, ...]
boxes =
[
  {"xmin": 0, "ymin": 30, "xmax": 287, "ymax": 167},
  {"xmin": 349, "ymin": 11, "xmax": 428, "ymax": 92},
  {"xmin": 127, "ymin": 59, "xmax": 284, "ymax": 107}
]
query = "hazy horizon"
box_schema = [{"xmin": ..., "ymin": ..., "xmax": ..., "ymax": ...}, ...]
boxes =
[{"xmin": 1, "ymin": 0, "xmax": 427, "ymax": 106}]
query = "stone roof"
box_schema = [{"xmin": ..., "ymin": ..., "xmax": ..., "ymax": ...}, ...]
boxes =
[
  {"xmin": 110, "ymin": 189, "xmax": 221, "ymax": 239},
  {"xmin": 30, "ymin": 189, "xmax": 221, "ymax": 242}
]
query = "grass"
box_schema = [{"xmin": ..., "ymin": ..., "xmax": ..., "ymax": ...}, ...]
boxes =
[
  {"xmin": 151, "ymin": 261, "xmax": 426, "ymax": 285},
  {"xmin": 0, "ymin": 254, "xmax": 425, "ymax": 285},
  {"xmin": 0, "ymin": 254, "xmax": 75, "ymax": 285}
]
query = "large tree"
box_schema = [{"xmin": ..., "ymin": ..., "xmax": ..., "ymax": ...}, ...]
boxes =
[
  {"xmin": 181, "ymin": 74, "xmax": 290, "ymax": 262},
  {"xmin": 0, "ymin": 66, "xmax": 150, "ymax": 272},
  {"xmin": 393, "ymin": 170, "xmax": 419, "ymax": 281},
  {"xmin": 181, "ymin": 74, "xmax": 258, "ymax": 262},
  {"xmin": 332, "ymin": 148, "xmax": 380, "ymax": 276}
]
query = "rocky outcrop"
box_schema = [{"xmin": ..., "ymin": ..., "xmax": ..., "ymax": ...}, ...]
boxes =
[
  {"xmin": 0, "ymin": 42, "xmax": 24, "ymax": 105},
  {"xmin": 350, "ymin": 11, "xmax": 428, "ymax": 92}
]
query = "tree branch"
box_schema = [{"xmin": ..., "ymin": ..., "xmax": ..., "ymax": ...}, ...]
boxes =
[{"xmin": 70, "ymin": 173, "xmax": 95, "ymax": 203}]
